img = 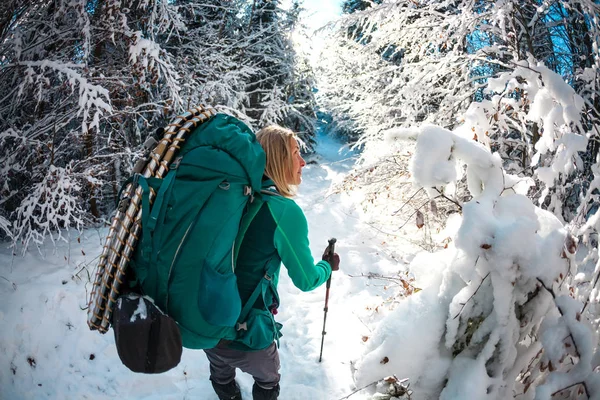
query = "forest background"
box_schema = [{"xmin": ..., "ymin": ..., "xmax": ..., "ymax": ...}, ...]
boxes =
[{"xmin": 1, "ymin": 0, "xmax": 600, "ymax": 399}]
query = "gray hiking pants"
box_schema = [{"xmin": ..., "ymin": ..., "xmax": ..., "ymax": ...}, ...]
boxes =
[{"xmin": 204, "ymin": 342, "xmax": 281, "ymax": 390}]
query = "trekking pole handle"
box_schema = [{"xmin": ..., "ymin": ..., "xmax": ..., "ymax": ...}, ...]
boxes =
[{"xmin": 325, "ymin": 238, "xmax": 336, "ymax": 289}]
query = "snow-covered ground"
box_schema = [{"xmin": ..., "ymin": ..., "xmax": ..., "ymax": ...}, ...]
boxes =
[{"xmin": 0, "ymin": 130, "xmax": 419, "ymax": 400}]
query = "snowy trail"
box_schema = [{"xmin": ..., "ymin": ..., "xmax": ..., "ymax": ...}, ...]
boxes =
[{"xmin": 0, "ymin": 131, "xmax": 414, "ymax": 400}]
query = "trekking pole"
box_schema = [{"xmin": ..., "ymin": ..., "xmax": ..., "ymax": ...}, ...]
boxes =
[{"xmin": 319, "ymin": 238, "xmax": 337, "ymax": 363}]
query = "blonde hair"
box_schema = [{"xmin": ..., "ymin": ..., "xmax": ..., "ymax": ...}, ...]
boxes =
[{"xmin": 256, "ymin": 125, "xmax": 299, "ymax": 198}]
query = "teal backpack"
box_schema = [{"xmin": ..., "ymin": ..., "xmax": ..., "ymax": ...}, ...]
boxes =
[{"xmin": 129, "ymin": 113, "xmax": 266, "ymax": 349}]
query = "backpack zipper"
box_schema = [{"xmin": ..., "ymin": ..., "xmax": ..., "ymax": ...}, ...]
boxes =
[
  {"xmin": 231, "ymin": 242, "xmax": 235, "ymax": 273},
  {"xmin": 165, "ymin": 220, "xmax": 194, "ymax": 312}
]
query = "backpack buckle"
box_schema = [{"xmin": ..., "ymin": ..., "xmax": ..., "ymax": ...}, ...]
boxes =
[
  {"xmin": 236, "ymin": 322, "xmax": 248, "ymax": 331},
  {"xmin": 117, "ymin": 197, "xmax": 130, "ymax": 212},
  {"xmin": 171, "ymin": 157, "xmax": 182, "ymax": 170},
  {"xmin": 264, "ymin": 273, "xmax": 272, "ymax": 281},
  {"xmin": 219, "ymin": 181, "xmax": 231, "ymax": 190},
  {"xmin": 244, "ymin": 186, "xmax": 255, "ymax": 202}
]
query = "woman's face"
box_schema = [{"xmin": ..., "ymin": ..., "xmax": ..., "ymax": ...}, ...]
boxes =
[{"xmin": 289, "ymin": 137, "xmax": 306, "ymax": 185}]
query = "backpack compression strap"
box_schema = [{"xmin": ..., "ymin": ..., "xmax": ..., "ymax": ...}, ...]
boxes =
[{"xmin": 236, "ymin": 260, "xmax": 279, "ymax": 330}]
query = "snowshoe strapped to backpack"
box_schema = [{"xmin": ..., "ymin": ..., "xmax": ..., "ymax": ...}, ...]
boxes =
[{"xmin": 87, "ymin": 105, "xmax": 266, "ymax": 350}]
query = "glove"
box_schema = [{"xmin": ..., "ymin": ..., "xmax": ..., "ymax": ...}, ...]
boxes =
[{"xmin": 322, "ymin": 249, "xmax": 340, "ymax": 271}]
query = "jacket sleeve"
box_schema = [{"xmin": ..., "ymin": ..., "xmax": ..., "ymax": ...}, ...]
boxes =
[{"xmin": 269, "ymin": 200, "xmax": 331, "ymax": 292}]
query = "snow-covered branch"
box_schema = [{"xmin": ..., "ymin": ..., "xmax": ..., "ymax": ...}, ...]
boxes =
[{"xmin": 354, "ymin": 123, "xmax": 600, "ymax": 399}]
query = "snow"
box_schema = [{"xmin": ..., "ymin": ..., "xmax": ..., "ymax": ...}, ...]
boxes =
[
  {"xmin": 3, "ymin": 117, "xmax": 599, "ymax": 399},
  {"xmin": 353, "ymin": 252, "xmax": 451, "ymax": 396},
  {"xmin": 439, "ymin": 356, "xmax": 490, "ymax": 400},
  {"xmin": 124, "ymin": 296, "xmax": 148, "ymax": 323}
]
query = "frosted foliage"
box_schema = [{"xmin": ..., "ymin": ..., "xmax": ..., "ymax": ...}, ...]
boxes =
[
  {"xmin": 354, "ymin": 252, "xmax": 452, "ymax": 396},
  {"xmin": 356, "ymin": 125, "xmax": 600, "ymax": 399},
  {"xmin": 386, "ymin": 124, "xmax": 501, "ymax": 198},
  {"xmin": 259, "ymin": 87, "xmax": 293, "ymax": 127},
  {"xmin": 0, "ymin": 216, "xmax": 13, "ymax": 239},
  {"xmin": 13, "ymin": 165, "xmax": 85, "ymax": 253},
  {"xmin": 458, "ymin": 59, "xmax": 590, "ymax": 215},
  {"xmin": 319, "ymin": 1, "xmax": 600, "ymax": 398},
  {"xmin": 315, "ymin": 0, "xmax": 480, "ymax": 148},
  {"xmin": 16, "ymin": 61, "xmax": 112, "ymax": 134},
  {"xmin": 318, "ymin": 0, "xmax": 598, "ymax": 230},
  {"xmin": 535, "ymin": 295, "xmax": 599, "ymax": 400},
  {"xmin": 407, "ymin": 126, "xmax": 458, "ymax": 187},
  {"xmin": 129, "ymin": 31, "xmax": 182, "ymax": 109}
]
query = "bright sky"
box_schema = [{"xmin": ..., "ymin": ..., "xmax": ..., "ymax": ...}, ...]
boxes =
[
  {"xmin": 283, "ymin": 0, "xmax": 343, "ymax": 64},
  {"xmin": 282, "ymin": 0, "xmax": 342, "ymax": 34},
  {"xmin": 300, "ymin": 0, "xmax": 343, "ymax": 33}
]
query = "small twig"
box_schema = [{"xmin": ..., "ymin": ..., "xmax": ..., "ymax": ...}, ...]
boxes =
[
  {"xmin": 0, "ymin": 275, "xmax": 17, "ymax": 291},
  {"xmin": 73, "ymin": 260, "xmax": 94, "ymax": 283},
  {"xmin": 396, "ymin": 199, "xmax": 434, "ymax": 231},
  {"xmin": 348, "ymin": 272, "xmax": 419, "ymax": 291},
  {"xmin": 433, "ymin": 188, "xmax": 463, "ymax": 210},
  {"xmin": 392, "ymin": 188, "xmax": 424, "ymax": 216},
  {"xmin": 352, "ymin": 310, "xmax": 373, "ymax": 333},
  {"xmin": 537, "ymin": 278, "xmax": 591, "ymax": 398},
  {"xmin": 453, "ymin": 267, "xmax": 487, "ymax": 320},
  {"xmin": 558, "ymin": 259, "xmax": 571, "ymax": 290},
  {"xmin": 551, "ymin": 381, "xmax": 589, "ymax": 398},
  {"xmin": 521, "ymin": 348, "xmax": 544, "ymax": 379},
  {"xmin": 338, "ymin": 380, "xmax": 378, "ymax": 400},
  {"xmin": 581, "ymin": 267, "xmax": 600, "ymax": 314}
]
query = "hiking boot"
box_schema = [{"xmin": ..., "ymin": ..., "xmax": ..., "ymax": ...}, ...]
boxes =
[
  {"xmin": 211, "ymin": 380, "xmax": 242, "ymax": 400},
  {"xmin": 252, "ymin": 383, "xmax": 280, "ymax": 400}
]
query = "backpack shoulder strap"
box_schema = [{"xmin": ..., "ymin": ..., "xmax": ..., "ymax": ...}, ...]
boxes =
[
  {"xmin": 233, "ymin": 185, "xmax": 281, "ymax": 263},
  {"xmin": 233, "ymin": 196, "xmax": 264, "ymax": 267},
  {"xmin": 235, "ymin": 188, "xmax": 281, "ymax": 329}
]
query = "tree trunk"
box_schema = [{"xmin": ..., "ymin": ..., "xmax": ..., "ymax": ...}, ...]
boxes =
[{"xmin": 83, "ymin": 130, "xmax": 100, "ymax": 218}]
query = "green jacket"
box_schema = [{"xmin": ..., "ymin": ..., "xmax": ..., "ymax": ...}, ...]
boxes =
[{"xmin": 231, "ymin": 180, "xmax": 332, "ymax": 350}]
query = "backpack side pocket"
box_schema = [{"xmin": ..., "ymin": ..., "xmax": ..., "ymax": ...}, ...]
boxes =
[
  {"xmin": 236, "ymin": 308, "xmax": 281, "ymax": 350},
  {"xmin": 198, "ymin": 261, "xmax": 242, "ymax": 327}
]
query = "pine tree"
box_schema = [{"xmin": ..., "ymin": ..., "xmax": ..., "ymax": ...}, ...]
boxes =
[{"xmin": 244, "ymin": 0, "xmax": 317, "ymax": 146}]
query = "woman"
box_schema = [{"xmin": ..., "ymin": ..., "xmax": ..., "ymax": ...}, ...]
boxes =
[{"xmin": 203, "ymin": 125, "xmax": 340, "ymax": 400}]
